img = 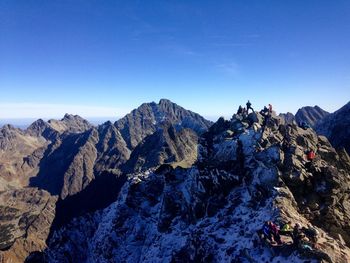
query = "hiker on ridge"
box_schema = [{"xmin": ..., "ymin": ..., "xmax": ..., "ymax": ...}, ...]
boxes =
[
  {"xmin": 269, "ymin": 221, "xmax": 282, "ymax": 245},
  {"xmin": 237, "ymin": 105, "xmax": 243, "ymax": 115},
  {"xmin": 280, "ymin": 221, "xmax": 293, "ymax": 236},
  {"xmin": 246, "ymin": 100, "xmax": 254, "ymax": 113},
  {"xmin": 268, "ymin": 104, "xmax": 273, "ymax": 115},
  {"xmin": 306, "ymin": 149, "xmax": 316, "ymax": 161},
  {"xmin": 260, "ymin": 106, "xmax": 269, "ymax": 117},
  {"xmin": 292, "ymin": 223, "xmax": 304, "ymax": 247}
]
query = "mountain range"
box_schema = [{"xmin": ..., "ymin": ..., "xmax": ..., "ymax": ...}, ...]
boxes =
[{"xmin": 0, "ymin": 99, "xmax": 349, "ymax": 263}]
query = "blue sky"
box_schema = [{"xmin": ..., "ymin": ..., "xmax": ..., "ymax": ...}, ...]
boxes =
[{"xmin": 1, "ymin": 0, "xmax": 349, "ymax": 120}]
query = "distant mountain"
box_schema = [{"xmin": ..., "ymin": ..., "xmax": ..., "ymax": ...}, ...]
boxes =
[
  {"xmin": 295, "ymin": 105, "xmax": 329, "ymax": 127},
  {"xmin": 30, "ymin": 129, "xmax": 99, "ymax": 199},
  {"xmin": 115, "ymin": 99, "xmax": 212, "ymax": 149},
  {"xmin": 48, "ymin": 113, "xmax": 93, "ymax": 133},
  {"xmin": 315, "ymin": 101, "xmax": 350, "ymax": 153},
  {"xmin": 26, "ymin": 119, "xmax": 58, "ymax": 140},
  {"xmin": 0, "ymin": 124, "xmax": 48, "ymax": 190},
  {"xmin": 278, "ymin": 112, "xmax": 296, "ymax": 125}
]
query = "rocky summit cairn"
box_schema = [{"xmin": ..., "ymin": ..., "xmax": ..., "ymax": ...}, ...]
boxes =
[{"xmin": 41, "ymin": 107, "xmax": 350, "ymax": 263}]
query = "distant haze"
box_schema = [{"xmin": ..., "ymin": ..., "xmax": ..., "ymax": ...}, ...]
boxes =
[{"xmin": 0, "ymin": 117, "xmax": 122, "ymax": 129}]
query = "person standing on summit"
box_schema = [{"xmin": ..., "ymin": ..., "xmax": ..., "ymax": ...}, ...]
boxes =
[
  {"xmin": 268, "ymin": 104, "xmax": 273, "ymax": 115},
  {"xmin": 246, "ymin": 100, "xmax": 254, "ymax": 113}
]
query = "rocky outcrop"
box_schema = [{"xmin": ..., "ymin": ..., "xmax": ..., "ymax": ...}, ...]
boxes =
[
  {"xmin": 0, "ymin": 188, "xmax": 57, "ymax": 263},
  {"xmin": 115, "ymin": 99, "xmax": 212, "ymax": 149},
  {"xmin": 315, "ymin": 101, "xmax": 350, "ymax": 154},
  {"xmin": 42, "ymin": 111, "xmax": 350, "ymax": 263},
  {"xmin": 295, "ymin": 105, "xmax": 329, "ymax": 127}
]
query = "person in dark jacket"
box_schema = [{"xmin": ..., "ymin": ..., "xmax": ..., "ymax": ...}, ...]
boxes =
[
  {"xmin": 246, "ymin": 100, "xmax": 254, "ymax": 113},
  {"xmin": 262, "ymin": 221, "xmax": 273, "ymax": 242},
  {"xmin": 292, "ymin": 223, "xmax": 304, "ymax": 247},
  {"xmin": 237, "ymin": 105, "xmax": 243, "ymax": 115}
]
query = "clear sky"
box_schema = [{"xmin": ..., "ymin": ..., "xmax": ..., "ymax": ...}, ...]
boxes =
[{"xmin": 1, "ymin": 0, "xmax": 349, "ymax": 120}]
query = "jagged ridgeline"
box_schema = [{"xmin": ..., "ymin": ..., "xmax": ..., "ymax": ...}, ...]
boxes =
[{"xmin": 0, "ymin": 99, "xmax": 349, "ymax": 263}]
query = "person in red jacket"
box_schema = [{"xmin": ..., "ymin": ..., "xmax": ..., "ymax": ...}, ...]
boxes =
[{"xmin": 307, "ymin": 150, "xmax": 316, "ymax": 161}]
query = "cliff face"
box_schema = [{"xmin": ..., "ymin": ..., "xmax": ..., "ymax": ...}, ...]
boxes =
[
  {"xmin": 315, "ymin": 101, "xmax": 350, "ymax": 154},
  {"xmin": 43, "ymin": 112, "xmax": 350, "ymax": 263},
  {"xmin": 295, "ymin": 105, "xmax": 329, "ymax": 127}
]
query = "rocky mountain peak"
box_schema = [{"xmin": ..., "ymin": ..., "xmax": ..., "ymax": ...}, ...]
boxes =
[
  {"xmin": 62, "ymin": 113, "xmax": 83, "ymax": 121},
  {"xmin": 48, "ymin": 114, "xmax": 93, "ymax": 134},
  {"xmin": 295, "ymin": 105, "xmax": 329, "ymax": 127},
  {"xmin": 315, "ymin": 101, "xmax": 350, "ymax": 153},
  {"xmin": 115, "ymin": 99, "xmax": 212, "ymax": 149},
  {"xmin": 26, "ymin": 119, "xmax": 57, "ymax": 140}
]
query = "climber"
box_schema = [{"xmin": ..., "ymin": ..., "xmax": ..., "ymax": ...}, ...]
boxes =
[
  {"xmin": 297, "ymin": 235, "xmax": 333, "ymax": 263},
  {"xmin": 246, "ymin": 100, "xmax": 254, "ymax": 113},
  {"xmin": 261, "ymin": 221, "xmax": 273, "ymax": 242},
  {"xmin": 268, "ymin": 104, "xmax": 273, "ymax": 115},
  {"xmin": 302, "ymin": 225, "xmax": 319, "ymax": 244},
  {"xmin": 292, "ymin": 223, "xmax": 304, "ymax": 247},
  {"xmin": 242, "ymin": 107, "xmax": 248, "ymax": 118},
  {"xmin": 279, "ymin": 221, "xmax": 293, "ymax": 236},
  {"xmin": 306, "ymin": 150, "xmax": 316, "ymax": 161},
  {"xmin": 260, "ymin": 106, "xmax": 269, "ymax": 117},
  {"xmin": 269, "ymin": 221, "xmax": 283, "ymax": 245},
  {"xmin": 298, "ymin": 235, "xmax": 314, "ymax": 251},
  {"xmin": 237, "ymin": 105, "xmax": 243, "ymax": 115}
]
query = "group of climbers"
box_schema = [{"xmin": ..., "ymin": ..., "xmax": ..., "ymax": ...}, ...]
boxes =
[
  {"xmin": 261, "ymin": 221, "xmax": 282, "ymax": 245},
  {"xmin": 259, "ymin": 103, "xmax": 273, "ymax": 117},
  {"xmin": 258, "ymin": 220, "xmax": 328, "ymax": 260},
  {"xmin": 236, "ymin": 101, "xmax": 318, "ymax": 162},
  {"xmin": 236, "ymin": 100, "xmax": 273, "ymax": 119},
  {"xmin": 232, "ymin": 102, "xmax": 331, "ymax": 261},
  {"xmin": 260, "ymin": 220, "xmax": 320, "ymax": 247}
]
